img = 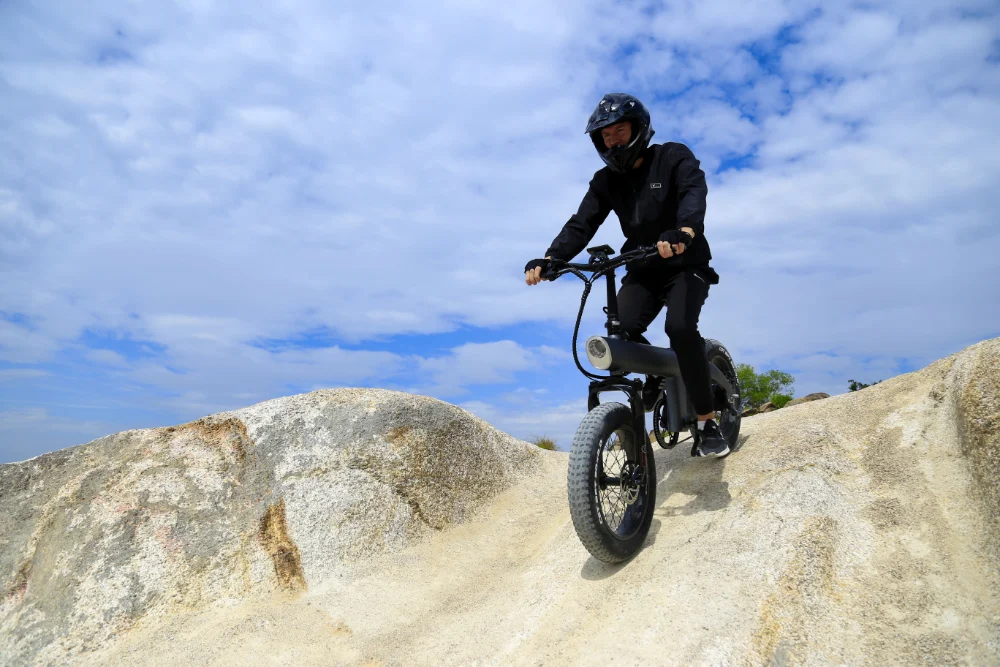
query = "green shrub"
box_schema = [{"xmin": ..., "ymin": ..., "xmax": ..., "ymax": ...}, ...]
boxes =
[
  {"xmin": 532, "ymin": 436, "xmax": 557, "ymax": 451},
  {"xmin": 771, "ymin": 393, "xmax": 793, "ymax": 409},
  {"xmin": 736, "ymin": 363, "xmax": 795, "ymax": 410}
]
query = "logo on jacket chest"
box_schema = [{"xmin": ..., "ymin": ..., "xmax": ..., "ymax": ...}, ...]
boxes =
[{"xmin": 650, "ymin": 183, "xmax": 662, "ymax": 189}]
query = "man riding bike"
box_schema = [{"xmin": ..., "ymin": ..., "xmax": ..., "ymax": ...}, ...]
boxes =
[{"xmin": 525, "ymin": 92, "xmax": 729, "ymax": 458}]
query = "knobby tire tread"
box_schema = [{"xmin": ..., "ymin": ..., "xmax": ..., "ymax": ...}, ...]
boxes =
[
  {"xmin": 704, "ymin": 338, "xmax": 742, "ymax": 447},
  {"xmin": 568, "ymin": 403, "xmax": 654, "ymax": 564}
]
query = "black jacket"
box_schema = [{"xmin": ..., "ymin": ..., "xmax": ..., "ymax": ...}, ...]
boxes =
[{"xmin": 545, "ymin": 142, "xmax": 713, "ymax": 279}]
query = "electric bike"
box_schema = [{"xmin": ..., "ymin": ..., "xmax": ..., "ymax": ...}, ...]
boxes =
[{"xmin": 542, "ymin": 244, "xmax": 743, "ymax": 564}]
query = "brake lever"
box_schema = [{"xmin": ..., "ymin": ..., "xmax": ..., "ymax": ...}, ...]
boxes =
[
  {"xmin": 638, "ymin": 245, "xmax": 660, "ymax": 259},
  {"xmin": 540, "ymin": 261, "xmax": 565, "ymax": 282}
]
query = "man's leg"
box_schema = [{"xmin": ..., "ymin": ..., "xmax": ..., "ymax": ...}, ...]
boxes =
[
  {"xmin": 662, "ymin": 269, "xmax": 713, "ymax": 415},
  {"xmin": 663, "ymin": 268, "xmax": 729, "ymax": 456},
  {"xmin": 617, "ymin": 274, "xmax": 665, "ymax": 410},
  {"xmin": 617, "ymin": 274, "xmax": 663, "ymax": 342}
]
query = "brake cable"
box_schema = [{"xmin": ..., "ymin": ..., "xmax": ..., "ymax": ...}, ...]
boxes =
[
  {"xmin": 544, "ymin": 247, "xmax": 660, "ymax": 381},
  {"xmin": 571, "ymin": 278, "xmax": 604, "ymax": 380},
  {"xmin": 548, "ymin": 260, "xmax": 628, "ymax": 381}
]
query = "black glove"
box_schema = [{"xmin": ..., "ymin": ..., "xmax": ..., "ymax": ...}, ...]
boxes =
[
  {"xmin": 658, "ymin": 230, "xmax": 694, "ymax": 247},
  {"xmin": 524, "ymin": 258, "xmax": 550, "ymax": 274}
]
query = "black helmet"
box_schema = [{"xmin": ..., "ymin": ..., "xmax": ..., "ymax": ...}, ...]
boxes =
[{"xmin": 585, "ymin": 93, "xmax": 655, "ymax": 173}]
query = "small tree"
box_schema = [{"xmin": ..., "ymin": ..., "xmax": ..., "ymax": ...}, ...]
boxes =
[
  {"xmin": 737, "ymin": 363, "xmax": 795, "ymax": 410},
  {"xmin": 848, "ymin": 379, "xmax": 881, "ymax": 392}
]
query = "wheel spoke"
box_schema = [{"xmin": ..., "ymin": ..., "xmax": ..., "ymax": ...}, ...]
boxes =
[
  {"xmin": 608, "ymin": 500, "xmax": 623, "ymax": 528},
  {"xmin": 599, "ymin": 487, "xmax": 624, "ymax": 528},
  {"xmin": 600, "ymin": 488, "xmax": 622, "ymax": 510},
  {"xmin": 586, "ymin": 417, "xmax": 653, "ymax": 542},
  {"xmin": 608, "ymin": 491, "xmax": 626, "ymax": 524}
]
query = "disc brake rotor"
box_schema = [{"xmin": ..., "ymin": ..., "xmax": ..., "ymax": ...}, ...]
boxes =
[{"xmin": 619, "ymin": 461, "xmax": 642, "ymax": 503}]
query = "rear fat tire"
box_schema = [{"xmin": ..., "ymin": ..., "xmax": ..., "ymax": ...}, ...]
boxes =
[
  {"xmin": 567, "ymin": 402, "xmax": 657, "ymax": 564},
  {"xmin": 704, "ymin": 338, "xmax": 741, "ymax": 448}
]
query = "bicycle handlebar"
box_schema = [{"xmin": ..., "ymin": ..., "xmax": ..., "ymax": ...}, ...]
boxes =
[
  {"xmin": 535, "ymin": 245, "xmax": 663, "ymax": 380},
  {"xmin": 541, "ymin": 245, "xmax": 661, "ymax": 281}
]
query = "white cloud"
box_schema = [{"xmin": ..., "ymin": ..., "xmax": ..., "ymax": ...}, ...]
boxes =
[
  {"xmin": 0, "ymin": 407, "xmax": 109, "ymax": 464},
  {"xmin": 84, "ymin": 349, "xmax": 128, "ymax": 367},
  {"xmin": 0, "ymin": 318, "xmax": 54, "ymax": 363},
  {"xmin": 0, "ymin": 407, "xmax": 89, "ymax": 431},
  {"xmin": 0, "ymin": 369, "xmax": 50, "ymax": 380},
  {"xmin": 415, "ymin": 341, "xmax": 568, "ymax": 396},
  {"xmin": 117, "ymin": 343, "xmax": 406, "ymax": 413},
  {"xmin": 459, "ymin": 396, "xmax": 592, "ymax": 451},
  {"xmin": 1, "ymin": 0, "xmax": 998, "ymax": 462}
]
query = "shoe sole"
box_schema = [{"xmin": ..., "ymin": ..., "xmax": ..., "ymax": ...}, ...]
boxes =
[{"xmin": 698, "ymin": 446, "xmax": 730, "ymax": 458}]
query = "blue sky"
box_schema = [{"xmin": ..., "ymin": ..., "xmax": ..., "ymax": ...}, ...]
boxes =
[{"xmin": 2, "ymin": 0, "xmax": 999, "ymax": 464}]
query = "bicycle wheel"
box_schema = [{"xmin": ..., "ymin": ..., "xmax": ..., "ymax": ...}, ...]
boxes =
[
  {"xmin": 567, "ymin": 402, "xmax": 656, "ymax": 563},
  {"xmin": 705, "ymin": 338, "xmax": 741, "ymax": 447}
]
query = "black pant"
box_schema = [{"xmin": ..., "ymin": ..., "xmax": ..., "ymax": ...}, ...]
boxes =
[{"xmin": 617, "ymin": 267, "xmax": 716, "ymax": 416}]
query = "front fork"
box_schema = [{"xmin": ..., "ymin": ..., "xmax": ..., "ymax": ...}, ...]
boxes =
[{"xmin": 588, "ymin": 376, "xmax": 647, "ymax": 465}]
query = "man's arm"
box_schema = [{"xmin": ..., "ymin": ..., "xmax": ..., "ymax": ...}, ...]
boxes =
[
  {"xmin": 673, "ymin": 144, "xmax": 707, "ymax": 239},
  {"xmin": 545, "ymin": 174, "xmax": 612, "ymax": 261}
]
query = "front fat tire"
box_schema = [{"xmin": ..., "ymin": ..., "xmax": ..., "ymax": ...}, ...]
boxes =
[{"xmin": 567, "ymin": 402, "xmax": 656, "ymax": 564}]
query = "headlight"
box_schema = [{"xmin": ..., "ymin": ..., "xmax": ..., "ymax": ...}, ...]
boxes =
[{"xmin": 586, "ymin": 336, "xmax": 612, "ymax": 370}]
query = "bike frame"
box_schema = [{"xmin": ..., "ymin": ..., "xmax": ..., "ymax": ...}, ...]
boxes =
[
  {"xmin": 544, "ymin": 244, "xmax": 736, "ymax": 462},
  {"xmin": 586, "ymin": 336, "xmax": 735, "ymax": 433}
]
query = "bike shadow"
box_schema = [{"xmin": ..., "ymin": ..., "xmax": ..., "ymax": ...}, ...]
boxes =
[
  {"xmin": 649, "ymin": 432, "xmax": 752, "ymax": 519},
  {"xmin": 651, "ymin": 447, "xmax": 731, "ymax": 517},
  {"xmin": 580, "ymin": 433, "xmax": 748, "ymax": 581}
]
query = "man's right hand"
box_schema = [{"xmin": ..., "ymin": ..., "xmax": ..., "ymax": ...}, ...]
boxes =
[
  {"xmin": 524, "ymin": 257, "xmax": 551, "ymax": 286},
  {"xmin": 657, "ymin": 230, "xmax": 693, "ymax": 259}
]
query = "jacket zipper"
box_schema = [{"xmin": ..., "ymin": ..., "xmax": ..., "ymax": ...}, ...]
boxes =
[{"xmin": 632, "ymin": 179, "xmax": 641, "ymax": 236}]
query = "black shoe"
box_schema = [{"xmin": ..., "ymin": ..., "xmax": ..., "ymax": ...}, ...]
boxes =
[
  {"xmin": 642, "ymin": 376, "xmax": 663, "ymax": 412},
  {"xmin": 696, "ymin": 419, "xmax": 730, "ymax": 458}
]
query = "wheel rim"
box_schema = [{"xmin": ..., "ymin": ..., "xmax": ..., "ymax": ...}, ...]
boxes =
[
  {"xmin": 594, "ymin": 427, "xmax": 649, "ymax": 541},
  {"xmin": 710, "ymin": 353, "xmax": 739, "ymax": 442}
]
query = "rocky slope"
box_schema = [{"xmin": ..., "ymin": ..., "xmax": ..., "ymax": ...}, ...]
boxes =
[
  {"xmin": 2, "ymin": 339, "xmax": 999, "ymax": 666},
  {"xmin": 0, "ymin": 390, "xmax": 539, "ymax": 665}
]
